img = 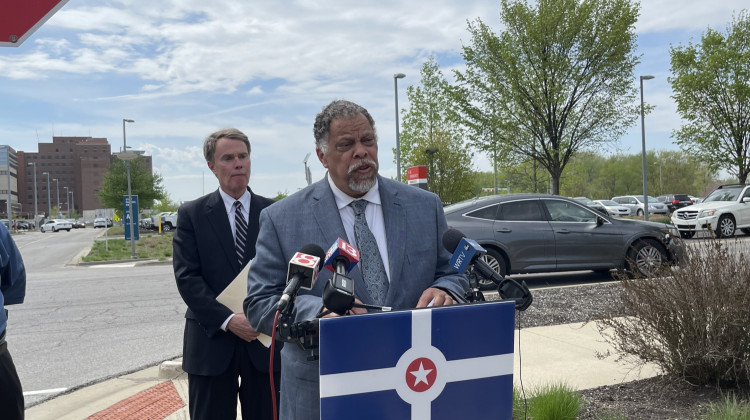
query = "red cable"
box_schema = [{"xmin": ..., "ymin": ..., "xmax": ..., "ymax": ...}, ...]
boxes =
[{"xmin": 270, "ymin": 310, "xmax": 281, "ymax": 420}]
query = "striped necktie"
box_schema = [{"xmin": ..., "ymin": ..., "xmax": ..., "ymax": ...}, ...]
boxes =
[{"xmin": 234, "ymin": 201, "xmax": 248, "ymax": 266}]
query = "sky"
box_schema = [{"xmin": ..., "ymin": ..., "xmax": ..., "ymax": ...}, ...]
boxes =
[{"xmin": 0, "ymin": 0, "xmax": 746, "ymax": 204}]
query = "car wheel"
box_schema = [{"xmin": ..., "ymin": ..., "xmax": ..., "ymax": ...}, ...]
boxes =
[
  {"xmin": 163, "ymin": 224, "xmax": 172, "ymax": 232},
  {"xmin": 626, "ymin": 239, "xmax": 667, "ymax": 277},
  {"xmin": 679, "ymin": 231, "xmax": 695, "ymax": 239},
  {"xmin": 715, "ymin": 215, "xmax": 736, "ymax": 238},
  {"xmin": 636, "ymin": 208, "xmax": 644, "ymax": 216},
  {"xmin": 476, "ymin": 248, "xmax": 507, "ymax": 290},
  {"xmin": 52, "ymin": 227, "xmax": 57, "ymax": 232}
]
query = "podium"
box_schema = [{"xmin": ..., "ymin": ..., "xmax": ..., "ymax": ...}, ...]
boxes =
[{"xmin": 318, "ymin": 300, "xmax": 515, "ymax": 420}]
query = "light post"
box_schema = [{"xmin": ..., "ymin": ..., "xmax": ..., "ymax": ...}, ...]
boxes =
[
  {"xmin": 657, "ymin": 162, "xmax": 663, "ymax": 195},
  {"xmin": 640, "ymin": 74, "xmax": 654, "ymax": 221},
  {"xmin": 27, "ymin": 162, "xmax": 37, "ymax": 225},
  {"xmin": 53, "ymin": 178, "xmax": 60, "ymax": 218},
  {"xmin": 64, "ymin": 186, "xmax": 69, "ymax": 216},
  {"xmin": 425, "ymin": 146, "xmax": 437, "ymax": 193},
  {"xmin": 394, "ymin": 73, "xmax": 406, "ymax": 182},
  {"xmin": 122, "ymin": 118, "xmax": 136, "ymax": 259},
  {"xmin": 42, "ymin": 172, "xmax": 51, "ymax": 218},
  {"xmin": 70, "ymin": 190, "xmax": 74, "ymax": 216}
]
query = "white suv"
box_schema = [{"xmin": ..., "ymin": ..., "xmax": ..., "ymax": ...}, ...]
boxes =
[{"xmin": 671, "ymin": 184, "xmax": 750, "ymax": 238}]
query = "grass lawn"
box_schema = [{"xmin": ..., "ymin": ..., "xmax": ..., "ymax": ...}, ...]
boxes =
[{"xmin": 83, "ymin": 228, "xmax": 173, "ymax": 262}]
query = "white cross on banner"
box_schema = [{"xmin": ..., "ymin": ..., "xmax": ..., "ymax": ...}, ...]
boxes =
[{"xmin": 319, "ymin": 300, "xmax": 516, "ymax": 419}]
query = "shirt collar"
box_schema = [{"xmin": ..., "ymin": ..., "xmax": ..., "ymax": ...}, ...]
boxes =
[
  {"xmin": 218, "ymin": 187, "xmax": 251, "ymax": 214},
  {"xmin": 326, "ymin": 175, "xmax": 381, "ymax": 211}
]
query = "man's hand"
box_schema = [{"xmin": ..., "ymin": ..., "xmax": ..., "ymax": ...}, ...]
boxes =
[
  {"xmin": 226, "ymin": 312, "xmax": 260, "ymax": 342},
  {"xmin": 321, "ymin": 299, "xmax": 368, "ymax": 318},
  {"xmin": 416, "ymin": 287, "xmax": 456, "ymax": 308}
]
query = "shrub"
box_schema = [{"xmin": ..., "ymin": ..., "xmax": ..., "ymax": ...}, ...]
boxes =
[
  {"xmin": 523, "ymin": 383, "xmax": 582, "ymax": 420},
  {"xmin": 705, "ymin": 393, "xmax": 750, "ymax": 420},
  {"xmin": 596, "ymin": 236, "xmax": 750, "ymax": 386}
]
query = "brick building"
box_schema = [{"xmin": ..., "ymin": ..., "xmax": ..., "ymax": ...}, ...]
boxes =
[{"xmin": 8, "ymin": 136, "xmax": 152, "ymax": 220}]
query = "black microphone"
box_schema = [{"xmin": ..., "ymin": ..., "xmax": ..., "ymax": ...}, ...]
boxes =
[
  {"xmin": 276, "ymin": 244, "xmax": 326, "ymax": 314},
  {"xmin": 442, "ymin": 229, "xmax": 533, "ymax": 311}
]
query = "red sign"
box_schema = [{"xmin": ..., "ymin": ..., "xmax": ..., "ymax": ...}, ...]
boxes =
[
  {"xmin": 407, "ymin": 166, "xmax": 428, "ymax": 182},
  {"xmin": 0, "ymin": 0, "xmax": 69, "ymax": 47}
]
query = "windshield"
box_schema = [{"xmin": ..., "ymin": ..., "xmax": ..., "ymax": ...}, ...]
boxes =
[{"xmin": 704, "ymin": 186, "xmax": 744, "ymax": 202}]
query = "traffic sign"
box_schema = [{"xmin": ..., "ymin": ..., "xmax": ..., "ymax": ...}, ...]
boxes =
[
  {"xmin": 0, "ymin": 0, "xmax": 70, "ymax": 47},
  {"xmin": 123, "ymin": 195, "xmax": 139, "ymax": 241}
]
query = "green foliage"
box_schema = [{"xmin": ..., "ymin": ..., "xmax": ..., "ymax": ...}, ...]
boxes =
[
  {"xmin": 82, "ymin": 233, "xmax": 173, "ymax": 262},
  {"xmin": 398, "ymin": 56, "xmax": 476, "ymax": 204},
  {"xmin": 273, "ymin": 190, "xmax": 289, "ymax": 201},
  {"xmin": 669, "ymin": 11, "xmax": 750, "ymax": 183},
  {"xmin": 454, "ymin": 0, "xmax": 641, "ymax": 194},
  {"xmin": 706, "ymin": 394, "xmax": 750, "ymax": 420},
  {"xmin": 152, "ymin": 196, "xmax": 179, "ymax": 213},
  {"xmin": 97, "ymin": 156, "xmax": 167, "ymax": 213},
  {"xmin": 525, "ymin": 383, "xmax": 582, "ymax": 420},
  {"xmin": 597, "ymin": 237, "xmax": 750, "ymax": 386}
]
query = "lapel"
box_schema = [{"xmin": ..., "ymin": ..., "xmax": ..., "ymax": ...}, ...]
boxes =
[
  {"xmin": 204, "ymin": 189, "xmax": 241, "ymax": 273},
  {"xmin": 246, "ymin": 188, "xmax": 263, "ymax": 261},
  {"xmin": 311, "ymin": 176, "xmax": 349, "ymax": 253},
  {"xmin": 377, "ymin": 176, "xmax": 406, "ymax": 297}
]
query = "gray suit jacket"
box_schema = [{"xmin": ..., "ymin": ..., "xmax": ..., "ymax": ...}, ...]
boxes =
[{"xmin": 244, "ymin": 175, "xmax": 468, "ymax": 420}]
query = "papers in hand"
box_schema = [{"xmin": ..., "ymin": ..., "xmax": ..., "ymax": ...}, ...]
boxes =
[{"xmin": 216, "ymin": 260, "xmax": 272, "ymax": 348}]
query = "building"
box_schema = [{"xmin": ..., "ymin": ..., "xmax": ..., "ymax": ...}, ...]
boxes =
[
  {"xmin": 6, "ymin": 136, "xmax": 152, "ymax": 221},
  {"xmin": 0, "ymin": 145, "xmax": 20, "ymax": 220}
]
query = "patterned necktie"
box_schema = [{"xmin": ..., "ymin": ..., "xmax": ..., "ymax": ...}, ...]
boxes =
[
  {"xmin": 234, "ymin": 201, "xmax": 248, "ymax": 266},
  {"xmin": 350, "ymin": 199, "xmax": 388, "ymax": 305}
]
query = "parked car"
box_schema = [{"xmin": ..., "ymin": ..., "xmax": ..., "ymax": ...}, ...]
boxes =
[
  {"xmin": 611, "ymin": 195, "xmax": 669, "ymax": 216},
  {"xmin": 15, "ymin": 220, "xmax": 33, "ymax": 230},
  {"xmin": 656, "ymin": 194, "xmax": 694, "ymax": 213},
  {"xmin": 689, "ymin": 195, "xmax": 704, "ymax": 204},
  {"xmin": 160, "ymin": 212, "xmax": 178, "ymax": 231},
  {"xmin": 444, "ymin": 194, "xmax": 683, "ymax": 289},
  {"xmin": 592, "ymin": 200, "xmax": 631, "ymax": 217},
  {"xmin": 93, "ymin": 217, "xmax": 112, "ymax": 228},
  {"xmin": 40, "ymin": 219, "xmax": 73, "ymax": 232},
  {"xmin": 72, "ymin": 219, "xmax": 85, "ymax": 229},
  {"xmin": 571, "ymin": 197, "xmax": 608, "ymax": 216},
  {"xmin": 671, "ymin": 184, "xmax": 750, "ymax": 238}
]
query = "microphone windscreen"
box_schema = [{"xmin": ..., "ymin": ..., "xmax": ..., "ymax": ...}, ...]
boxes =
[
  {"xmin": 442, "ymin": 228, "xmax": 466, "ymax": 253},
  {"xmin": 299, "ymin": 244, "xmax": 326, "ymax": 267}
]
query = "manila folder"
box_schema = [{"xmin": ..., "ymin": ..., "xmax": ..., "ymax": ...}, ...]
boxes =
[{"xmin": 216, "ymin": 260, "xmax": 272, "ymax": 348}]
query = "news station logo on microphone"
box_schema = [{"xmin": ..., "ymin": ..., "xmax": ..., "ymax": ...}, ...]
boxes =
[
  {"xmin": 449, "ymin": 237, "xmax": 486, "ymax": 274},
  {"xmin": 287, "ymin": 251, "xmax": 321, "ymax": 290},
  {"xmin": 319, "ymin": 301, "xmax": 516, "ymax": 419},
  {"xmin": 324, "ymin": 238, "xmax": 360, "ymax": 273}
]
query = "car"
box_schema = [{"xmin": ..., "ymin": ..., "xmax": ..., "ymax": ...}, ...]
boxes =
[
  {"xmin": 611, "ymin": 195, "xmax": 669, "ymax": 216},
  {"xmin": 15, "ymin": 220, "xmax": 33, "ymax": 230},
  {"xmin": 93, "ymin": 217, "xmax": 112, "ymax": 228},
  {"xmin": 72, "ymin": 220, "xmax": 85, "ymax": 229},
  {"xmin": 444, "ymin": 194, "xmax": 684, "ymax": 289},
  {"xmin": 40, "ymin": 219, "xmax": 73, "ymax": 232},
  {"xmin": 592, "ymin": 200, "xmax": 631, "ymax": 217},
  {"xmin": 671, "ymin": 184, "xmax": 750, "ymax": 238},
  {"xmin": 571, "ymin": 197, "xmax": 608, "ymax": 216},
  {"xmin": 159, "ymin": 212, "xmax": 178, "ymax": 231},
  {"xmin": 656, "ymin": 194, "xmax": 694, "ymax": 213},
  {"xmin": 689, "ymin": 195, "xmax": 704, "ymax": 204}
]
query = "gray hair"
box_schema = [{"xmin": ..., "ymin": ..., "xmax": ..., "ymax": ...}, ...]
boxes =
[
  {"xmin": 313, "ymin": 100, "xmax": 376, "ymax": 154},
  {"xmin": 203, "ymin": 128, "xmax": 251, "ymax": 163}
]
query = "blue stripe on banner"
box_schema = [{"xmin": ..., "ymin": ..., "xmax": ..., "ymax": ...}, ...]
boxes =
[
  {"xmin": 320, "ymin": 389, "xmax": 410, "ymax": 420},
  {"xmin": 432, "ymin": 375, "xmax": 514, "ymax": 420},
  {"xmin": 431, "ymin": 301, "xmax": 515, "ymax": 361},
  {"xmin": 319, "ymin": 311, "xmax": 413, "ymax": 375}
]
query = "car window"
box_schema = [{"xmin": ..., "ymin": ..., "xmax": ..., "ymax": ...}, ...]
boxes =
[
  {"xmin": 498, "ymin": 200, "xmax": 544, "ymax": 221},
  {"xmin": 465, "ymin": 204, "xmax": 500, "ymax": 221},
  {"xmin": 705, "ymin": 187, "xmax": 742, "ymax": 202},
  {"xmin": 544, "ymin": 200, "xmax": 598, "ymax": 223}
]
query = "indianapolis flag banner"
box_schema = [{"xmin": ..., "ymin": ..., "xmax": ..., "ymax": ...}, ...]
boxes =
[{"xmin": 319, "ymin": 300, "xmax": 515, "ymax": 419}]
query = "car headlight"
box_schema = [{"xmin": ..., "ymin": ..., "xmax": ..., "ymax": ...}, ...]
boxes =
[{"xmin": 698, "ymin": 209, "xmax": 717, "ymax": 218}]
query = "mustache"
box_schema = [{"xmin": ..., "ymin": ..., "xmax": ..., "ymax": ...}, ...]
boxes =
[{"xmin": 348, "ymin": 159, "xmax": 378, "ymax": 175}]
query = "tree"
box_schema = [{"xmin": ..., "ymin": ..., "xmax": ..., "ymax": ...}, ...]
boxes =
[
  {"xmin": 454, "ymin": 0, "xmax": 640, "ymax": 194},
  {"xmin": 97, "ymin": 157, "xmax": 167, "ymax": 213},
  {"xmin": 669, "ymin": 12, "xmax": 750, "ymax": 183},
  {"xmin": 397, "ymin": 56, "xmax": 475, "ymax": 203}
]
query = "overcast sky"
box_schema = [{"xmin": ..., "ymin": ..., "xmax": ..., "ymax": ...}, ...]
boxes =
[{"xmin": 0, "ymin": 1, "xmax": 746, "ymax": 203}]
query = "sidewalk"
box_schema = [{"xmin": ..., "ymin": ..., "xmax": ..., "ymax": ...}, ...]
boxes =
[{"xmin": 24, "ymin": 320, "xmax": 658, "ymax": 420}]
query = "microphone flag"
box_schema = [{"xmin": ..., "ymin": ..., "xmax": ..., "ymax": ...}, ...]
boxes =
[
  {"xmin": 324, "ymin": 237, "xmax": 360, "ymax": 273},
  {"xmin": 448, "ymin": 237, "xmax": 486, "ymax": 274},
  {"xmin": 319, "ymin": 300, "xmax": 515, "ymax": 419}
]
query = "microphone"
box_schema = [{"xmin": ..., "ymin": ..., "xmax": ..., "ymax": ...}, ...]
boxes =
[
  {"xmin": 276, "ymin": 244, "xmax": 326, "ymax": 313},
  {"xmin": 442, "ymin": 229, "xmax": 533, "ymax": 311},
  {"xmin": 323, "ymin": 238, "xmax": 360, "ymax": 275}
]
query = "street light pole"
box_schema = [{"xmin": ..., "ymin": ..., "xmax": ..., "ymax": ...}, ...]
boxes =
[
  {"xmin": 27, "ymin": 162, "xmax": 37, "ymax": 225},
  {"xmin": 53, "ymin": 178, "xmax": 60, "ymax": 218},
  {"xmin": 640, "ymin": 75, "xmax": 654, "ymax": 221},
  {"xmin": 123, "ymin": 118, "xmax": 136, "ymax": 259},
  {"xmin": 394, "ymin": 73, "xmax": 406, "ymax": 182},
  {"xmin": 70, "ymin": 190, "xmax": 74, "ymax": 216},
  {"xmin": 64, "ymin": 186, "xmax": 69, "ymax": 216},
  {"xmin": 42, "ymin": 172, "xmax": 51, "ymax": 218}
]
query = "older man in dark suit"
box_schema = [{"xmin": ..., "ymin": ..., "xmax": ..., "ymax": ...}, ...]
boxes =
[
  {"xmin": 174, "ymin": 128, "xmax": 278, "ymax": 420},
  {"xmin": 244, "ymin": 100, "xmax": 468, "ymax": 420}
]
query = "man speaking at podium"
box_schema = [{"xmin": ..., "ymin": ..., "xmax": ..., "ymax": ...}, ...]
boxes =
[{"xmin": 244, "ymin": 100, "xmax": 468, "ymax": 419}]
